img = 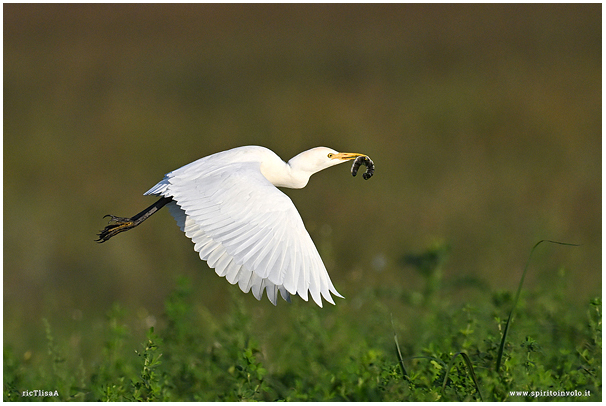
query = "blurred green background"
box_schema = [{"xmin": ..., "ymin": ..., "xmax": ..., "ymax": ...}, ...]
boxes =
[{"xmin": 4, "ymin": 4, "xmax": 601, "ymax": 365}]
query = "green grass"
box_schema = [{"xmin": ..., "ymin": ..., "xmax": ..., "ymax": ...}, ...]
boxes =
[{"xmin": 4, "ymin": 246, "xmax": 601, "ymax": 401}]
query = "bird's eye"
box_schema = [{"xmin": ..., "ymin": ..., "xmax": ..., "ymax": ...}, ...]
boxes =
[{"xmin": 327, "ymin": 153, "xmax": 334, "ymax": 158}]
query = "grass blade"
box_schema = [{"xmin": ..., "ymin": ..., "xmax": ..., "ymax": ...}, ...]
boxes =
[
  {"xmin": 495, "ymin": 239, "xmax": 579, "ymax": 372},
  {"xmin": 441, "ymin": 351, "xmax": 484, "ymax": 401},
  {"xmin": 391, "ymin": 314, "xmax": 409, "ymax": 379}
]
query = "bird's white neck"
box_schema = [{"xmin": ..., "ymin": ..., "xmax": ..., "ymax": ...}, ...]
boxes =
[
  {"xmin": 259, "ymin": 147, "xmax": 341, "ymax": 189},
  {"xmin": 261, "ymin": 159, "xmax": 311, "ymax": 189},
  {"xmin": 260, "ymin": 150, "xmax": 322, "ymax": 189}
]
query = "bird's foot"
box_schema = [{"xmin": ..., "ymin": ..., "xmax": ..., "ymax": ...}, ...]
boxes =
[{"xmin": 96, "ymin": 215, "xmax": 136, "ymax": 243}]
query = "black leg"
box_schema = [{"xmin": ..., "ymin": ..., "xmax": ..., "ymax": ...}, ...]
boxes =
[{"xmin": 96, "ymin": 196, "xmax": 172, "ymax": 243}]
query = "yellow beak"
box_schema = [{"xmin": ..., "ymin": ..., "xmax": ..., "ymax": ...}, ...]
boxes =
[{"xmin": 330, "ymin": 152, "xmax": 366, "ymax": 161}]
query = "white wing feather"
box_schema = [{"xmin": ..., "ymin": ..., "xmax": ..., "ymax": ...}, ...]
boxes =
[{"xmin": 146, "ymin": 159, "xmax": 342, "ymax": 307}]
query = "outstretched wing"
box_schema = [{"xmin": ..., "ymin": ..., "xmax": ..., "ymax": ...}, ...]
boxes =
[{"xmin": 146, "ymin": 161, "xmax": 342, "ymax": 307}]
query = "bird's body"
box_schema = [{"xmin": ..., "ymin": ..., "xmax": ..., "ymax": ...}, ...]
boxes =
[{"xmin": 98, "ymin": 146, "xmax": 373, "ymax": 307}]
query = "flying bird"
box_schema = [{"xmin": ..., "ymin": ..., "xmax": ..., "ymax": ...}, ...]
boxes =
[{"xmin": 97, "ymin": 146, "xmax": 374, "ymax": 307}]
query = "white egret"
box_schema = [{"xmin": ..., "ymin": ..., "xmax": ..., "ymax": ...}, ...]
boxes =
[{"xmin": 97, "ymin": 146, "xmax": 374, "ymax": 307}]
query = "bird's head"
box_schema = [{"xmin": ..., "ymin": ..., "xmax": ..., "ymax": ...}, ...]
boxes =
[
  {"xmin": 289, "ymin": 147, "xmax": 367, "ymax": 174},
  {"xmin": 267, "ymin": 147, "xmax": 368, "ymax": 189}
]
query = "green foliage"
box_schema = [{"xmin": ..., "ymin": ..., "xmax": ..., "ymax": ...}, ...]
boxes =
[
  {"xmin": 496, "ymin": 240, "xmax": 580, "ymax": 373},
  {"xmin": 4, "ymin": 270, "xmax": 601, "ymax": 401}
]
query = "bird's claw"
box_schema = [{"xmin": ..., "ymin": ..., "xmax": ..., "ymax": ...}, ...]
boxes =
[
  {"xmin": 96, "ymin": 215, "xmax": 135, "ymax": 243},
  {"xmin": 103, "ymin": 214, "xmax": 131, "ymax": 223}
]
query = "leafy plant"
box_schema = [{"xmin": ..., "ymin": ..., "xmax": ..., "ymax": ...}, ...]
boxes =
[{"xmin": 3, "ymin": 242, "xmax": 601, "ymax": 402}]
